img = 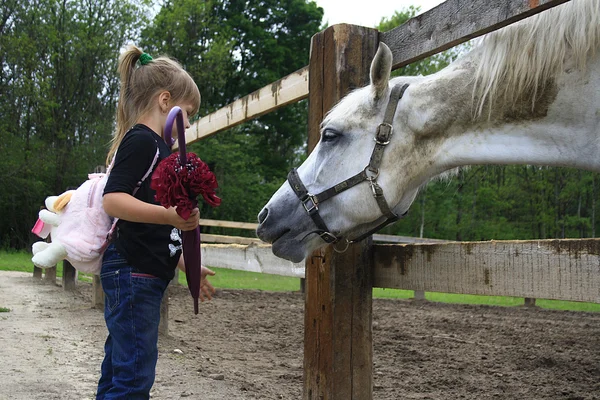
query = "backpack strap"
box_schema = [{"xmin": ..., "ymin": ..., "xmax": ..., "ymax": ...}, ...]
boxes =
[
  {"xmin": 134, "ymin": 147, "xmax": 160, "ymax": 191},
  {"xmin": 107, "ymin": 146, "xmax": 161, "ymax": 239}
]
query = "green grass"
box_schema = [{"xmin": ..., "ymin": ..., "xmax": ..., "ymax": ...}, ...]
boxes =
[
  {"xmin": 0, "ymin": 250, "xmax": 94, "ymax": 282},
  {"xmin": 0, "ymin": 307, "xmax": 10, "ymax": 312},
  {"xmin": 373, "ymin": 288, "xmax": 600, "ymax": 312},
  {"xmin": 3, "ymin": 250, "xmax": 599, "ymax": 312},
  {"xmin": 0, "ymin": 250, "xmax": 35, "ymax": 273},
  {"xmin": 178, "ymin": 266, "xmax": 302, "ymax": 292}
]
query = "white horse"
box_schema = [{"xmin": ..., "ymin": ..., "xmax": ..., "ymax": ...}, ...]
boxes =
[{"xmin": 257, "ymin": 0, "xmax": 600, "ymax": 263}]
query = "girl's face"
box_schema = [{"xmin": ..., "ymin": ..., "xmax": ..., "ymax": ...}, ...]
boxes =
[
  {"xmin": 173, "ymin": 102, "xmax": 194, "ymax": 136},
  {"xmin": 161, "ymin": 102, "xmax": 195, "ymax": 140}
]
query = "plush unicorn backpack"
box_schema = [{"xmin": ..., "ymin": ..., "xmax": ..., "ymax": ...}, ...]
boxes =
[{"xmin": 31, "ymin": 148, "xmax": 159, "ymax": 274}]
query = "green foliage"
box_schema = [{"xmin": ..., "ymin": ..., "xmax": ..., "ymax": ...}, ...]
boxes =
[
  {"xmin": 2, "ymin": 0, "xmax": 600, "ymax": 251},
  {"xmin": 377, "ymin": 6, "xmax": 457, "ymax": 77},
  {"xmin": 142, "ymin": 0, "xmax": 323, "ymax": 228},
  {"xmin": 0, "ymin": 0, "xmax": 148, "ymax": 248},
  {"xmin": 383, "ymin": 166, "xmax": 600, "ymax": 241}
]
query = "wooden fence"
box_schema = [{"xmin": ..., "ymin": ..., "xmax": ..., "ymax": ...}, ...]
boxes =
[
  {"xmin": 34, "ymin": 0, "xmax": 598, "ymax": 399},
  {"xmin": 190, "ymin": 1, "xmax": 595, "ymax": 399}
]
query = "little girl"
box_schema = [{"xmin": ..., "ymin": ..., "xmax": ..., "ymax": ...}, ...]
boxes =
[{"xmin": 97, "ymin": 45, "xmax": 215, "ymax": 399}]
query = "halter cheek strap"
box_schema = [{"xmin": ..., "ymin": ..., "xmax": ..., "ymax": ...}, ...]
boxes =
[
  {"xmin": 288, "ymin": 169, "xmax": 338, "ymax": 243},
  {"xmin": 288, "ymin": 83, "xmax": 409, "ymax": 244}
]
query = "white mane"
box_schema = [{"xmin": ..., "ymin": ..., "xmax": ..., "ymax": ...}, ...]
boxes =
[{"xmin": 473, "ymin": 0, "xmax": 600, "ymax": 118}]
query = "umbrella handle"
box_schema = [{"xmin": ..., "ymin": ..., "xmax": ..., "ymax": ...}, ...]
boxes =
[{"xmin": 164, "ymin": 106, "xmax": 187, "ymax": 163}]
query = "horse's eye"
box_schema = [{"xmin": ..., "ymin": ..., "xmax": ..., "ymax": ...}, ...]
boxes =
[{"xmin": 322, "ymin": 129, "xmax": 341, "ymax": 142}]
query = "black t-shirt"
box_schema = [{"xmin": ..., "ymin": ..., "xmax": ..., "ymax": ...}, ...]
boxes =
[{"xmin": 103, "ymin": 124, "xmax": 181, "ymax": 281}]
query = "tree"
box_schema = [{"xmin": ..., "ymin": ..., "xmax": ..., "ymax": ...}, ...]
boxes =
[
  {"xmin": 0, "ymin": 0, "xmax": 148, "ymax": 248},
  {"xmin": 377, "ymin": 6, "xmax": 460, "ymax": 77},
  {"xmin": 142, "ymin": 0, "xmax": 323, "ymax": 229}
]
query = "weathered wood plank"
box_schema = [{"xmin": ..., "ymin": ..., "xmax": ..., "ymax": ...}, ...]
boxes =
[
  {"xmin": 203, "ymin": 238, "xmax": 600, "ymax": 303},
  {"xmin": 202, "ymin": 234, "xmax": 262, "ymax": 245},
  {"xmin": 176, "ymin": 1, "xmax": 571, "ymax": 148},
  {"xmin": 304, "ymin": 24, "xmax": 379, "ymax": 400},
  {"xmin": 180, "ymin": 67, "xmax": 309, "ymax": 147},
  {"xmin": 373, "ymin": 233, "xmax": 450, "ymax": 244},
  {"xmin": 200, "ymin": 243, "xmax": 305, "ymax": 278},
  {"xmin": 199, "ymin": 218, "xmax": 258, "ymax": 231},
  {"xmin": 159, "ymin": 288, "xmax": 169, "ymax": 336},
  {"xmin": 44, "ymin": 266, "xmax": 56, "ymax": 285},
  {"xmin": 373, "ymin": 239, "xmax": 600, "ymax": 303},
  {"xmin": 62, "ymin": 260, "xmax": 77, "ymax": 291},
  {"xmin": 92, "ymin": 275, "xmax": 104, "ymax": 309},
  {"xmin": 381, "ymin": 0, "xmax": 571, "ymax": 70},
  {"xmin": 171, "ymin": 268, "xmax": 180, "ymax": 285}
]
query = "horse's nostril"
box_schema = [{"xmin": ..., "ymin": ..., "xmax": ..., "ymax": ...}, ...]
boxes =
[{"xmin": 258, "ymin": 208, "xmax": 269, "ymax": 224}]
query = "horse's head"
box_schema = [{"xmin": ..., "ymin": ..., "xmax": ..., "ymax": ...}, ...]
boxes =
[{"xmin": 257, "ymin": 43, "xmax": 455, "ymax": 262}]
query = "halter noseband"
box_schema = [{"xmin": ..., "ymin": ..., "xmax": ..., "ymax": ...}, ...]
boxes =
[{"xmin": 287, "ymin": 83, "xmax": 409, "ymax": 245}]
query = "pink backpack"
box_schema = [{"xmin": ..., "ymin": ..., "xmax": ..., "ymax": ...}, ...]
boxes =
[{"xmin": 31, "ymin": 148, "xmax": 160, "ymax": 274}]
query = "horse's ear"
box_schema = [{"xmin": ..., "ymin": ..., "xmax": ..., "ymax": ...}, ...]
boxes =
[{"xmin": 370, "ymin": 43, "xmax": 393, "ymax": 101}]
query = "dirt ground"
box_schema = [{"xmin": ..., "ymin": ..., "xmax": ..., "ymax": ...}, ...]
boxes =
[{"xmin": 0, "ymin": 270, "xmax": 599, "ymax": 400}]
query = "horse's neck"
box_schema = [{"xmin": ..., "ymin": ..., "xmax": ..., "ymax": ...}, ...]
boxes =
[{"xmin": 430, "ymin": 50, "xmax": 600, "ymax": 174}]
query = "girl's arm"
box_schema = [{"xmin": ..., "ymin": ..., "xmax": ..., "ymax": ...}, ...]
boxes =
[
  {"xmin": 177, "ymin": 254, "xmax": 216, "ymax": 301},
  {"xmin": 103, "ymin": 192, "xmax": 199, "ymax": 231}
]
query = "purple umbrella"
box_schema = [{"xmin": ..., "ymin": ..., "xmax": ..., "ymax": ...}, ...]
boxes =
[{"xmin": 151, "ymin": 106, "xmax": 221, "ymax": 314}]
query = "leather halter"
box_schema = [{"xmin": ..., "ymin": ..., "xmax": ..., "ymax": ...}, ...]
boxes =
[{"xmin": 287, "ymin": 83, "xmax": 409, "ymax": 245}]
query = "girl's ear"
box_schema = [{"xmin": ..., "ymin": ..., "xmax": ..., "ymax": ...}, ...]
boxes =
[{"xmin": 158, "ymin": 91, "xmax": 171, "ymax": 113}]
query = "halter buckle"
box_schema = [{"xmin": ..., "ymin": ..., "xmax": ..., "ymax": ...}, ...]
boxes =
[
  {"xmin": 301, "ymin": 194, "xmax": 319, "ymax": 213},
  {"xmin": 320, "ymin": 231, "xmax": 338, "ymax": 243},
  {"xmin": 375, "ymin": 123, "xmax": 393, "ymax": 145}
]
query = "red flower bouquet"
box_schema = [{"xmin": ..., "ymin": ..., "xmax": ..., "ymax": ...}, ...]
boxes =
[{"xmin": 151, "ymin": 152, "xmax": 221, "ymax": 220}]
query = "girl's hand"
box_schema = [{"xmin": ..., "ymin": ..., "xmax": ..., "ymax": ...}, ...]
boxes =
[
  {"xmin": 200, "ymin": 266, "xmax": 216, "ymax": 302},
  {"xmin": 177, "ymin": 256, "xmax": 216, "ymax": 302},
  {"xmin": 166, "ymin": 207, "xmax": 199, "ymax": 231}
]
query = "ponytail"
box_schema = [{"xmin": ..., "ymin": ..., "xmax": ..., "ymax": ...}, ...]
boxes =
[{"xmin": 106, "ymin": 45, "xmax": 201, "ymax": 165}]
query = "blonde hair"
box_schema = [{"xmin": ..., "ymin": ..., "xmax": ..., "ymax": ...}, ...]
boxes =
[{"xmin": 106, "ymin": 44, "xmax": 201, "ymax": 165}]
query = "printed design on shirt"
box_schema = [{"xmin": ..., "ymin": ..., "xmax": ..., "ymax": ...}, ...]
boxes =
[{"xmin": 169, "ymin": 228, "xmax": 182, "ymax": 257}]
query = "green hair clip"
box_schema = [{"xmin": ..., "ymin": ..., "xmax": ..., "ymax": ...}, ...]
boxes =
[{"xmin": 139, "ymin": 53, "xmax": 153, "ymax": 65}]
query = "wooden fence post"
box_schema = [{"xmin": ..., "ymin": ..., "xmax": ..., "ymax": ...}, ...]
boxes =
[
  {"xmin": 304, "ymin": 24, "xmax": 379, "ymax": 400},
  {"xmin": 159, "ymin": 287, "xmax": 169, "ymax": 336},
  {"xmin": 62, "ymin": 260, "xmax": 77, "ymax": 290},
  {"xmin": 44, "ymin": 266, "xmax": 57, "ymax": 285},
  {"xmin": 413, "ymin": 290, "xmax": 426, "ymax": 301},
  {"xmin": 93, "ymin": 275, "xmax": 104, "ymax": 308},
  {"xmin": 524, "ymin": 297, "xmax": 537, "ymax": 307}
]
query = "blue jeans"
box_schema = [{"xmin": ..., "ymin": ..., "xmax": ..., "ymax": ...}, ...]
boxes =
[{"xmin": 96, "ymin": 244, "xmax": 169, "ymax": 400}]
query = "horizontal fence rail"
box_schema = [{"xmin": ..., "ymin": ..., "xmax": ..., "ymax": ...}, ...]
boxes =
[
  {"xmin": 199, "ymin": 218, "xmax": 448, "ymax": 244},
  {"xmin": 176, "ymin": 0, "xmax": 570, "ymax": 151},
  {"xmin": 179, "ymin": 67, "xmax": 308, "ymax": 148},
  {"xmin": 201, "ymin": 238, "xmax": 600, "ymax": 303},
  {"xmin": 201, "ymin": 243, "xmax": 305, "ymax": 278},
  {"xmin": 381, "ymin": 0, "xmax": 571, "ymax": 69},
  {"xmin": 200, "ymin": 218, "xmax": 259, "ymax": 230},
  {"xmin": 202, "ymin": 233, "xmax": 262, "ymax": 245},
  {"xmin": 374, "ymin": 239, "xmax": 600, "ymax": 303}
]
